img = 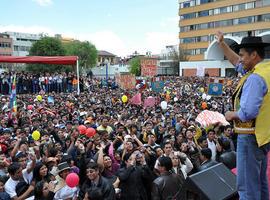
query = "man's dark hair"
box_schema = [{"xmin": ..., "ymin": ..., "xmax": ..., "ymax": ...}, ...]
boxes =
[
  {"xmin": 13, "ymin": 153, "xmax": 27, "ymax": 162},
  {"xmin": 197, "ymin": 136, "xmax": 207, "ymax": 145},
  {"xmin": 8, "ymin": 162, "xmax": 21, "ymax": 175},
  {"xmin": 87, "ymin": 161, "xmax": 99, "ymax": 170},
  {"xmin": 244, "ymin": 47, "xmax": 265, "ymax": 59},
  {"xmin": 158, "ymin": 156, "xmax": 173, "ymax": 171},
  {"xmin": 224, "ymin": 125, "xmax": 232, "ymax": 131},
  {"xmin": 201, "ymin": 148, "xmax": 212, "ymax": 160}
]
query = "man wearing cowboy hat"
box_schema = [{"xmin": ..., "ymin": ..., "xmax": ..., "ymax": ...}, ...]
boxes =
[
  {"xmin": 216, "ymin": 31, "xmax": 270, "ymax": 200},
  {"xmin": 53, "ymin": 161, "xmax": 78, "ymax": 200}
]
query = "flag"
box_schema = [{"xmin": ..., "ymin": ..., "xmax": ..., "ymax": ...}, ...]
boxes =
[
  {"xmin": 195, "ymin": 110, "xmax": 229, "ymax": 128},
  {"xmin": 9, "ymin": 74, "xmax": 17, "ymax": 117},
  {"xmin": 143, "ymin": 96, "xmax": 156, "ymax": 108},
  {"xmin": 208, "ymin": 83, "xmax": 223, "ymax": 96},
  {"xmin": 151, "ymin": 81, "xmax": 164, "ymax": 93},
  {"xmin": 130, "ymin": 93, "xmax": 141, "ymax": 105}
]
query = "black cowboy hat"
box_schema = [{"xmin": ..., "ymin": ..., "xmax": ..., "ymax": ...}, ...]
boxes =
[{"xmin": 236, "ymin": 36, "xmax": 270, "ymax": 50}]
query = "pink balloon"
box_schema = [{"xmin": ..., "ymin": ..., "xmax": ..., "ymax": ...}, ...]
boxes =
[
  {"xmin": 27, "ymin": 105, "xmax": 33, "ymax": 110},
  {"xmin": 65, "ymin": 173, "xmax": 79, "ymax": 188},
  {"xmin": 86, "ymin": 128, "xmax": 96, "ymax": 138},
  {"xmin": 77, "ymin": 125, "xmax": 87, "ymax": 134}
]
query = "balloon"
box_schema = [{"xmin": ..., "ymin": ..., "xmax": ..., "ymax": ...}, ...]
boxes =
[
  {"xmin": 86, "ymin": 128, "xmax": 96, "ymax": 138},
  {"xmin": 200, "ymin": 88, "xmax": 205, "ymax": 93},
  {"xmin": 77, "ymin": 125, "xmax": 87, "ymax": 134},
  {"xmin": 201, "ymin": 102, "xmax": 207, "ymax": 110},
  {"xmin": 122, "ymin": 95, "xmax": 128, "ymax": 103},
  {"xmin": 36, "ymin": 95, "xmax": 42, "ymax": 101},
  {"xmin": 161, "ymin": 101, "xmax": 168, "ymax": 110},
  {"xmin": 32, "ymin": 130, "xmax": 40, "ymax": 141},
  {"xmin": 66, "ymin": 173, "xmax": 79, "ymax": 188},
  {"xmin": 27, "ymin": 105, "xmax": 33, "ymax": 110},
  {"xmin": 202, "ymin": 93, "xmax": 207, "ymax": 100},
  {"xmin": 173, "ymin": 97, "xmax": 178, "ymax": 102},
  {"xmin": 206, "ymin": 95, "xmax": 211, "ymax": 101}
]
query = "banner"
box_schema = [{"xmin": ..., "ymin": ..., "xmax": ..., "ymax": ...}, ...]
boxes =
[
  {"xmin": 195, "ymin": 110, "xmax": 229, "ymax": 128},
  {"xmin": 151, "ymin": 81, "xmax": 164, "ymax": 93},
  {"xmin": 208, "ymin": 83, "xmax": 223, "ymax": 96},
  {"xmin": 141, "ymin": 59, "xmax": 157, "ymax": 77},
  {"xmin": 143, "ymin": 96, "xmax": 157, "ymax": 108},
  {"xmin": 115, "ymin": 73, "xmax": 136, "ymax": 90},
  {"xmin": 130, "ymin": 93, "xmax": 142, "ymax": 105}
]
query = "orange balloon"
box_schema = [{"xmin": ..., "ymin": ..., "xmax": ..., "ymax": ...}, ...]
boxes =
[{"xmin": 202, "ymin": 102, "xmax": 207, "ymax": 109}]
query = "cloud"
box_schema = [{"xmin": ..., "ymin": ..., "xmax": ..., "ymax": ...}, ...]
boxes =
[
  {"xmin": 0, "ymin": 24, "xmax": 178, "ymax": 57},
  {"xmin": 32, "ymin": 0, "xmax": 53, "ymax": 6},
  {"xmin": 132, "ymin": 31, "xmax": 178, "ymax": 55}
]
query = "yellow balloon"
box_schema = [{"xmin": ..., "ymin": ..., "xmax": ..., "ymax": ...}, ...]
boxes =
[
  {"xmin": 122, "ymin": 95, "xmax": 128, "ymax": 103},
  {"xmin": 200, "ymin": 88, "xmax": 204, "ymax": 93},
  {"xmin": 37, "ymin": 95, "xmax": 42, "ymax": 101},
  {"xmin": 32, "ymin": 130, "xmax": 41, "ymax": 141}
]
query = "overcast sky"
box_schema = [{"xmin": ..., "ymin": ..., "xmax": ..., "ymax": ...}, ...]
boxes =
[{"xmin": 0, "ymin": 0, "xmax": 179, "ymax": 57}]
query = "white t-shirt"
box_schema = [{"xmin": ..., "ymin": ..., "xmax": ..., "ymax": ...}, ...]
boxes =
[
  {"xmin": 207, "ymin": 138, "xmax": 217, "ymax": 161},
  {"xmin": 22, "ymin": 168, "xmax": 33, "ymax": 184},
  {"xmin": 4, "ymin": 177, "xmax": 19, "ymax": 198}
]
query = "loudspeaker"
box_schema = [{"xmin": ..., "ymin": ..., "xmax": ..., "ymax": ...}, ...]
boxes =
[{"xmin": 183, "ymin": 163, "xmax": 238, "ymax": 200}]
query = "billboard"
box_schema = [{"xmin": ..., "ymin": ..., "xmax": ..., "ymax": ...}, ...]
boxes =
[{"xmin": 141, "ymin": 58, "xmax": 157, "ymax": 77}]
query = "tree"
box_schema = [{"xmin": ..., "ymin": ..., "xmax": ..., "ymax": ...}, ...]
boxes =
[
  {"xmin": 27, "ymin": 37, "xmax": 70, "ymax": 73},
  {"xmin": 129, "ymin": 57, "xmax": 141, "ymax": 76},
  {"xmin": 64, "ymin": 40, "xmax": 97, "ymax": 69},
  {"xmin": 170, "ymin": 46, "xmax": 189, "ymax": 75}
]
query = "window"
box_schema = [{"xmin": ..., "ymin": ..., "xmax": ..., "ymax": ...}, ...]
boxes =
[
  {"xmin": 198, "ymin": 10, "xmax": 209, "ymax": 17},
  {"xmin": 262, "ymin": 14, "xmax": 270, "ymax": 22},
  {"xmin": 246, "ymin": 2, "xmax": 254, "ymax": 9},
  {"xmin": 219, "ymin": 7, "xmax": 228, "ymax": 14}
]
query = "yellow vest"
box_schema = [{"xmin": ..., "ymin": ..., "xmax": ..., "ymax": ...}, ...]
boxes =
[
  {"xmin": 233, "ymin": 61, "xmax": 270, "ymax": 147},
  {"xmin": 253, "ymin": 61, "xmax": 270, "ymax": 147}
]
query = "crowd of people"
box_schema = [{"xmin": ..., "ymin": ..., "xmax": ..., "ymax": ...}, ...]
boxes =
[
  {"xmin": 0, "ymin": 72, "xmax": 89, "ymax": 95},
  {"xmin": 0, "ymin": 71, "xmax": 240, "ymax": 200}
]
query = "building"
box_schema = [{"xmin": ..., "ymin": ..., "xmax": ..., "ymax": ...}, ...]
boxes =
[
  {"xmin": 0, "ymin": 33, "xmax": 13, "ymax": 69},
  {"xmin": 4, "ymin": 32, "xmax": 41, "ymax": 56},
  {"xmin": 179, "ymin": 0, "xmax": 270, "ymax": 77},
  {"xmin": 159, "ymin": 45, "xmax": 179, "ymax": 75},
  {"xmin": 0, "ymin": 33, "xmax": 12, "ymax": 56},
  {"xmin": 97, "ymin": 50, "xmax": 116, "ymax": 66}
]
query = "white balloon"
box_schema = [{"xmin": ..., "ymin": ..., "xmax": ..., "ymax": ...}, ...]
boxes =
[
  {"xmin": 202, "ymin": 93, "xmax": 207, "ymax": 100},
  {"xmin": 161, "ymin": 101, "xmax": 168, "ymax": 110},
  {"xmin": 173, "ymin": 97, "xmax": 178, "ymax": 102},
  {"xmin": 206, "ymin": 95, "xmax": 211, "ymax": 101}
]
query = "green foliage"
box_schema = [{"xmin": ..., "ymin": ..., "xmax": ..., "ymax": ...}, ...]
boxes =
[
  {"xmin": 64, "ymin": 40, "xmax": 97, "ymax": 69},
  {"xmin": 129, "ymin": 57, "xmax": 141, "ymax": 76},
  {"xmin": 26, "ymin": 37, "xmax": 69, "ymax": 73}
]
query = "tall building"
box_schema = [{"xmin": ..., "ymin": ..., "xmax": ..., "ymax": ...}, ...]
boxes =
[
  {"xmin": 179, "ymin": 0, "xmax": 270, "ymax": 76},
  {"xmin": 4, "ymin": 32, "xmax": 41, "ymax": 56},
  {"xmin": 0, "ymin": 33, "xmax": 12, "ymax": 56}
]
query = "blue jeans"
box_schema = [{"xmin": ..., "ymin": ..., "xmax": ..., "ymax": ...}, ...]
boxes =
[{"xmin": 237, "ymin": 134, "xmax": 270, "ymax": 200}]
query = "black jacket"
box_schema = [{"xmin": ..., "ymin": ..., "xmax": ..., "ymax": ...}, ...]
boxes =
[
  {"xmin": 219, "ymin": 150, "xmax": 236, "ymax": 170},
  {"xmin": 151, "ymin": 171, "xmax": 185, "ymax": 200},
  {"xmin": 78, "ymin": 176, "xmax": 115, "ymax": 200},
  {"xmin": 198, "ymin": 159, "xmax": 218, "ymax": 171},
  {"xmin": 117, "ymin": 165, "xmax": 152, "ymax": 200}
]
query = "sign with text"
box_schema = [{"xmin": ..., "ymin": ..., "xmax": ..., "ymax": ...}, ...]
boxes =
[
  {"xmin": 141, "ymin": 59, "xmax": 157, "ymax": 77},
  {"xmin": 115, "ymin": 73, "xmax": 136, "ymax": 90}
]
